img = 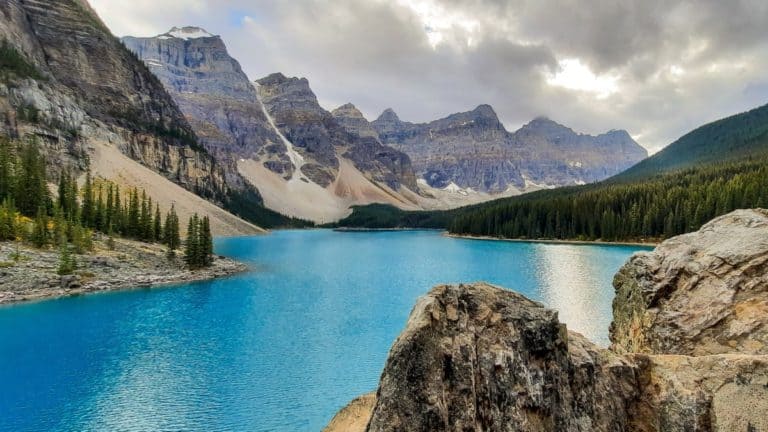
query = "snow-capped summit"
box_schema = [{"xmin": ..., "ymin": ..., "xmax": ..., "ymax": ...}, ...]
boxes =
[{"xmin": 159, "ymin": 26, "xmax": 215, "ymax": 40}]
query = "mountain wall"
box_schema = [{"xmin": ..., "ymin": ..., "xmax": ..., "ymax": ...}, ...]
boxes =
[
  {"xmin": 122, "ymin": 28, "xmax": 293, "ymax": 185},
  {"xmin": 367, "ymin": 106, "xmax": 647, "ymax": 193},
  {"xmin": 256, "ymin": 74, "xmax": 418, "ymax": 191},
  {"xmin": 0, "ymin": 1, "xmax": 232, "ymax": 202}
]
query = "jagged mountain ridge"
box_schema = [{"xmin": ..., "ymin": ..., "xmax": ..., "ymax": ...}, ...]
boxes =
[
  {"xmin": 255, "ymin": 73, "xmax": 418, "ymax": 192},
  {"xmin": 122, "ymin": 29, "xmax": 420, "ymax": 222},
  {"xmin": 121, "ymin": 28, "xmax": 294, "ymax": 185},
  {"xmin": 365, "ymin": 105, "xmax": 647, "ymax": 192}
]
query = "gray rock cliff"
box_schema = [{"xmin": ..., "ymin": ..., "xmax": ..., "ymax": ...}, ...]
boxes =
[
  {"xmin": 370, "ymin": 106, "xmax": 648, "ymax": 192},
  {"xmin": 121, "ymin": 27, "xmax": 292, "ymax": 185},
  {"xmin": 257, "ymin": 74, "xmax": 418, "ymax": 190},
  {"xmin": 0, "ymin": 1, "xmax": 234, "ymax": 203}
]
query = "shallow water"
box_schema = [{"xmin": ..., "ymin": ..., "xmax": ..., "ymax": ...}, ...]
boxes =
[{"xmin": 0, "ymin": 230, "xmax": 650, "ymax": 431}]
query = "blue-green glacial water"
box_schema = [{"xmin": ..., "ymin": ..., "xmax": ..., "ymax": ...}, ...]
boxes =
[{"xmin": 0, "ymin": 230, "xmax": 650, "ymax": 431}]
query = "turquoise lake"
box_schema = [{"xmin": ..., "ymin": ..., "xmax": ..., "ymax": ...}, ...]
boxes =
[{"xmin": 0, "ymin": 230, "xmax": 650, "ymax": 431}]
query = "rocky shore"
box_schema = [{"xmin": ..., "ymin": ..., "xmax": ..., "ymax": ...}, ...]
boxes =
[
  {"xmin": 327, "ymin": 209, "xmax": 768, "ymax": 432},
  {"xmin": 0, "ymin": 237, "xmax": 247, "ymax": 305}
]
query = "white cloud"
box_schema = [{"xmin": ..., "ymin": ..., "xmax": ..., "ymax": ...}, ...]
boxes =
[
  {"xmin": 545, "ymin": 59, "xmax": 619, "ymax": 99},
  {"xmin": 88, "ymin": 0, "xmax": 768, "ymax": 153}
]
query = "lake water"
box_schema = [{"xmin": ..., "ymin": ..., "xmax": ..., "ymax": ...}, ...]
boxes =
[{"xmin": 0, "ymin": 230, "xmax": 650, "ymax": 431}]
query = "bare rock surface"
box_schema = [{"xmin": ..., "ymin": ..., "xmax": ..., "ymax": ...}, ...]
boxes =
[
  {"xmin": 372, "ymin": 107, "xmax": 647, "ymax": 193},
  {"xmin": 365, "ymin": 283, "xmax": 638, "ymax": 432},
  {"xmin": 611, "ymin": 208, "xmax": 768, "ymax": 356},
  {"xmin": 628, "ymin": 353, "xmax": 768, "ymax": 432},
  {"xmin": 322, "ymin": 393, "xmax": 376, "ymax": 432}
]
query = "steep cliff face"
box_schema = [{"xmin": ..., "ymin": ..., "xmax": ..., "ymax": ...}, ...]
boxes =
[
  {"xmin": 121, "ymin": 28, "xmax": 292, "ymax": 184},
  {"xmin": 0, "ymin": 0, "xmax": 231, "ymax": 202},
  {"xmin": 371, "ymin": 106, "xmax": 647, "ymax": 193},
  {"xmin": 611, "ymin": 208, "xmax": 768, "ymax": 356},
  {"xmin": 256, "ymin": 74, "xmax": 418, "ymax": 191},
  {"xmin": 256, "ymin": 73, "xmax": 341, "ymax": 187}
]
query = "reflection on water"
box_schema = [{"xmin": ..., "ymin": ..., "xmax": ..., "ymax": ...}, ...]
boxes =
[
  {"xmin": 533, "ymin": 244, "xmax": 628, "ymax": 344},
  {"xmin": 0, "ymin": 230, "xmax": 647, "ymax": 431}
]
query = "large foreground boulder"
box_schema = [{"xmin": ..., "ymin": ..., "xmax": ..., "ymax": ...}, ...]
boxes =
[
  {"xmin": 366, "ymin": 283, "xmax": 637, "ymax": 432},
  {"xmin": 611, "ymin": 209, "xmax": 768, "ymax": 356},
  {"xmin": 352, "ymin": 283, "xmax": 768, "ymax": 432}
]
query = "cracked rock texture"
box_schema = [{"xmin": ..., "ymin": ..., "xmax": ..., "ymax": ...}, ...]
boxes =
[
  {"xmin": 611, "ymin": 208, "xmax": 768, "ymax": 356},
  {"xmin": 365, "ymin": 283, "xmax": 638, "ymax": 432}
]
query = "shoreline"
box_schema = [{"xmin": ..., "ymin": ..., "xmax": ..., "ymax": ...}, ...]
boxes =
[
  {"xmin": 0, "ymin": 238, "xmax": 248, "ymax": 307},
  {"xmin": 445, "ymin": 233, "xmax": 659, "ymax": 247},
  {"xmin": 333, "ymin": 227, "xmax": 443, "ymax": 232}
]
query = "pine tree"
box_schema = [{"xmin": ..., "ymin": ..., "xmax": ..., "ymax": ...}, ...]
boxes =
[
  {"xmin": 105, "ymin": 183, "xmax": 114, "ymax": 233},
  {"xmin": 200, "ymin": 216, "xmax": 213, "ymax": 266},
  {"xmin": 164, "ymin": 205, "xmax": 180, "ymax": 252},
  {"xmin": 127, "ymin": 188, "xmax": 140, "ymax": 238},
  {"xmin": 95, "ymin": 183, "xmax": 106, "ymax": 232},
  {"xmin": 0, "ymin": 198, "xmax": 18, "ymax": 241},
  {"xmin": 81, "ymin": 171, "xmax": 94, "ymax": 228},
  {"xmin": 57, "ymin": 234, "xmax": 76, "ymax": 276},
  {"xmin": 153, "ymin": 204, "xmax": 162, "ymax": 242},
  {"xmin": 0, "ymin": 137, "xmax": 14, "ymax": 202},
  {"xmin": 14, "ymin": 140, "xmax": 49, "ymax": 216},
  {"xmin": 185, "ymin": 214, "xmax": 200, "ymax": 269},
  {"xmin": 30, "ymin": 206, "xmax": 48, "ymax": 248},
  {"xmin": 112, "ymin": 185, "xmax": 122, "ymax": 234}
]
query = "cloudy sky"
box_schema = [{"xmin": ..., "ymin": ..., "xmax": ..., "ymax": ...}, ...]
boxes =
[{"xmin": 91, "ymin": 0, "xmax": 768, "ymax": 152}]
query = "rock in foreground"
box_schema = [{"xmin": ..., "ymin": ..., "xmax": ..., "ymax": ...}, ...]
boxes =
[
  {"xmin": 341, "ymin": 282, "xmax": 768, "ymax": 432},
  {"xmin": 611, "ymin": 209, "xmax": 768, "ymax": 355},
  {"xmin": 366, "ymin": 283, "xmax": 637, "ymax": 432}
]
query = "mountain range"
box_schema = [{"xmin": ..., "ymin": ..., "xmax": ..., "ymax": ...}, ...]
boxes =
[
  {"xmin": 0, "ymin": 1, "xmax": 649, "ymax": 227},
  {"xmin": 120, "ymin": 25, "xmax": 647, "ymax": 222}
]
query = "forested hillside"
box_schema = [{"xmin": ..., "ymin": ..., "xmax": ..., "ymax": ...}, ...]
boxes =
[
  {"xmin": 613, "ymin": 103, "xmax": 768, "ymax": 181},
  {"xmin": 448, "ymin": 157, "xmax": 768, "ymax": 241}
]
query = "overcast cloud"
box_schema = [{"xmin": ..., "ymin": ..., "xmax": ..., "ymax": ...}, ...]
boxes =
[{"xmin": 91, "ymin": 0, "xmax": 768, "ymax": 152}]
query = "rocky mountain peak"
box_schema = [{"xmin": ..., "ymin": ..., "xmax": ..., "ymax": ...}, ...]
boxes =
[
  {"xmin": 332, "ymin": 103, "xmax": 380, "ymax": 139},
  {"xmin": 376, "ymin": 108, "xmax": 401, "ymax": 123},
  {"xmin": 160, "ymin": 26, "xmax": 216, "ymax": 40},
  {"xmin": 470, "ymin": 103, "xmax": 499, "ymax": 120},
  {"xmin": 331, "ymin": 103, "xmax": 365, "ymax": 119},
  {"xmin": 520, "ymin": 116, "xmax": 576, "ymax": 139},
  {"xmin": 256, "ymin": 73, "xmax": 319, "ymax": 108}
]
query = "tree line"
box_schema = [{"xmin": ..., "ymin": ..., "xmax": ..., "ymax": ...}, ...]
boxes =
[
  {"xmin": 0, "ymin": 137, "xmax": 213, "ymax": 272},
  {"xmin": 448, "ymin": 157, "xmax": 768, "ymax": 242}
]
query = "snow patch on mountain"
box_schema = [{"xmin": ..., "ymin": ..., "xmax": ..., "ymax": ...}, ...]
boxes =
[{"xmin": 162, "ymin": 26, "xmax": 215, "ymax": 40}]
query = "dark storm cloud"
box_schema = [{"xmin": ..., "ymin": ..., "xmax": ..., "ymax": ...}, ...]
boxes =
[{"xmin": 91, "ymin": 0, "xmax": 768, "ymax": 152}]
